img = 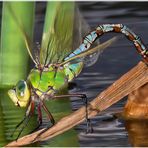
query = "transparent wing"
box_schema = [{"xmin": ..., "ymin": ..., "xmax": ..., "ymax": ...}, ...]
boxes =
[
  {"xmin": 84, "ymin": 52, "xmax": 100, "ymax": 67},
  {"xmin": 39, "ymin": 2, "xmax": 100, "ymax": 66},
  {"xmin": 6, "ymin": 3, "xmax": 38, "ymax": 66},
  {"xmin": 65, "ymin": 6, "xmax": 117, "ymax": 67},
  {"xmin": 59, "ymin": 37, "xmax": 117, "ymax": 66},
  {"xmin": 72, "ymin": 6, "xmax": 100, "ymax": 67},
  {"xmin": 40, "ymin": 2, "xmax": 75, "ymax": 65}
]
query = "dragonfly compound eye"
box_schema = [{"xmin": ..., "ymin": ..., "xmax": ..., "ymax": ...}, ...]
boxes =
[{"xmin": 8, "ymin": 80, "xmax": 31, "ymax": 107}]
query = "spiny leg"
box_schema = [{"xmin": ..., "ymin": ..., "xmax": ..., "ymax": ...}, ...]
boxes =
[
  {"xmin": 34, "ymin": 94, "xmax": 93, "ymax": 141},
  {"xmin": 33, "ymin": 100, "xmax": 55, "ymax": 141},
  {"xmin": 10, "ymin": 116, "xmax": 26, "ymax": 138},
  {"xmin": 11, "ymin": 100, "xmax": 35, "ymax": 140},
  {"xmin": 53, "ymin": 94, "xmax": 93, "ymax": 133},
  {"xmin": 81, "ymin": 94, "xmax": 93, "ymax": 133},
  {"xmin": 15, "ymin": 114, "xmax": 31, "ymax": 140},
  {"xmin": 29, "ymin": 102, "xmax": 43, "ymax": 134},
  {"xmin": 10, "ymin": 101, "xmax": 31, "ymax": 138},
  {"xmin": 42, "ymin": 100, "xmax": 55, "ymax": 125}
]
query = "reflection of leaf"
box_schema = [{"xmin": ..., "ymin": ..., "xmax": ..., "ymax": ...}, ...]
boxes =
[
  {"xmin": 0, "ymin": 88, "xmax": 39, "ymax": 147},
  {"xmin": 0, "ymin": 2, "xmax": 38, "ymax": 146},
  {"xmin": 0, "ymin": 90, "xmax": 6, "ymax": 146}
]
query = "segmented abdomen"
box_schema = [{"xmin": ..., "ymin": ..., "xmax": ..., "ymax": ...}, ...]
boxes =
[
  {"xmin": 65, "ymin": 24, "xmax": 148, "ymax": 64},
  {"xmin": 64, "ymin": 62, "xmax": 83, "ymax": 82}
]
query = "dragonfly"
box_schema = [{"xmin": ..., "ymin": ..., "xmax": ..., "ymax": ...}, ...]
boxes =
[
  {"xmin": 7, "ymin": 3, "xmax": 117, "ymax": 139},
  {"xmin": 7, "ymin": 4, "xmax": 148, "ymax": 140}
]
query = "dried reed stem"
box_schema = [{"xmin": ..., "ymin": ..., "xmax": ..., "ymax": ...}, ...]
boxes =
[{"xmin": 5, "ymin": 61, "xmax": 148, "ymax": 147}]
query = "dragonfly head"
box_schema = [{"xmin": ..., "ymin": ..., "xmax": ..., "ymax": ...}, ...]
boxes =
[{"xmin": 8, "ymin": 80, "xmax": 30, "ymax": 107}]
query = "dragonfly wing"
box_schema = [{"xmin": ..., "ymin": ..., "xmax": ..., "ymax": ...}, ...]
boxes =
[
  {"xmin": 72, "ymin": 6, "xmax": 100, "ymax": 67},
  {"xmin": 83, "ymin": 37, "xmax": 115, "ymax": 67},
  {"xmin": 60, "ymin": 36, "xmax": 118, "ymax": 66},
  {"xmin": 40, "ymin": 2, "xmax": 75, "ymax": 65},
  {"xmin": 40, "ymin": 2, "xmax": 100, "ymax": 66},
  {"xmin": 6, "ymin": 3, "xmax": 37, "ymax": 66},
  {"xmin": 83, "ymin": 52, "xmax": 100, "ymax": 67},
  {"xmin": 72, "ymin": 6, "xmax": 90, "ymax": 50}
]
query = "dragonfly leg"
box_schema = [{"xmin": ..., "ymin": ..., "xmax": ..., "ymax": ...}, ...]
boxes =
[
  {"xmin": 34, "ymin": 94, "xmax": 93, "ymax": 141},
  {"xmin": 42, "ymin": 100, "xmax": 55, "ymax": 125},
  {"xmin": 81, "ymin": 94, "xmax": 93, "ymax": 133},
  {"xmin": 28, "ymin": 102, "xmax": 43, "ymax": 134},
  {"xmin": 15, "ymin": 114, "xmax": 31, "ymax": 140},
  {"xmin": 10, "ymin": 116, "xmax": 26, "ymax": 138},
  {"xmin": 33, "ymin": 100, "xmax": 55, "ymax": 142},
  {"xmin": 11, "ymin": 100, "xmax": 35, "ymax": 140},
  {"xmin": 53, "ymin": 94, "xmax": 93, "ymax": 133}
]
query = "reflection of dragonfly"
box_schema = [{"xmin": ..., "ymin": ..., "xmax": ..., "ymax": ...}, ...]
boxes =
[{"xmin": 7, "ymin": 3, "xmax": 148, "ymax": 140}]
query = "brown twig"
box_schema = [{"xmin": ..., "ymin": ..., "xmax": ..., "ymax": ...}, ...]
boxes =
[{"xmin": 5, "ymin": 61, "xmax": 148, "ymax": 147}]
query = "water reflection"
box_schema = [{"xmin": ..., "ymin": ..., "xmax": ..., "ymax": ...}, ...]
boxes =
[
  {"xmin": 0, "ymin": 92, "xmax": 5, "ymax": 146},
  {"xmin": 125, "ymin": 119, "xmax": 148, "ymax": 147},
  {"xmin": 0, "ymin": 88, "xmax": 79, "ymax": 147},
  {"xmin": 0, "ymin": 88, "xmax": 38, "ymax": 146}
]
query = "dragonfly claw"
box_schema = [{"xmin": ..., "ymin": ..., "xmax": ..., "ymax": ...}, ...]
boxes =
[{"xmin": 86, "ymin": 119, "xmax": 93, "ymax": 134}]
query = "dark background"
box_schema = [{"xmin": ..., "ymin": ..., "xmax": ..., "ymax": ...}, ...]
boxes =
[{"xmin": 34, "ymin": 2, "xmax": 148, "ymax": 146}]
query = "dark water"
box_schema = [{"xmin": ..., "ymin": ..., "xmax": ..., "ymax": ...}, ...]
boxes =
[
  {"xmin": 74, "ymin": 2, "xmax": 148, "ymax": 147},
  {"xmin": 1, "ymin": 1, "xmax": 148, "ymax": 147}
]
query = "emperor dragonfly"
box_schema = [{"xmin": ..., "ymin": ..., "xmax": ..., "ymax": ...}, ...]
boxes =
[
  {"xmin": 7, "ymin": 3, "xmax": 116, "ymax": 139},
  {"xmin": 7, "ymin": 3, "xmax": 148, "ymax": 140}
]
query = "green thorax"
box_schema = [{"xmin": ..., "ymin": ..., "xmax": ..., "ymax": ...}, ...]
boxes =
[
  {"xmin": 28, "ymin": 66, "xmax": 68, "ymax": 95},
  {"xmin": 28, "ymin": 62, "xmax": 83, "ymax": 96}
]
